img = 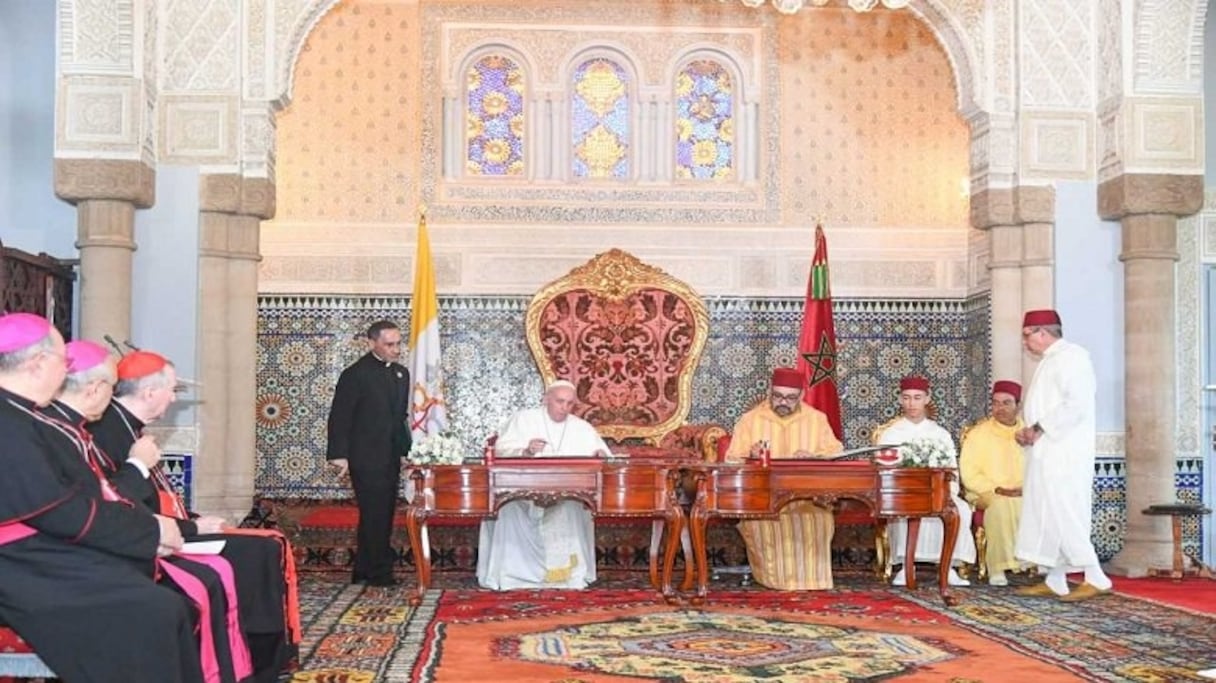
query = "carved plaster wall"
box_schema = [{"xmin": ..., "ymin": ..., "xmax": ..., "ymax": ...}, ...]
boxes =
[{"xmin": 261, "ymin": 0, "xmax": 975, "ymax": 298}]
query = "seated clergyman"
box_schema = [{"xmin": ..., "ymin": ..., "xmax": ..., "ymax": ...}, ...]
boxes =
[
  {"xmin": 476, "ymin": 380, "xmax": 610, "ymax": 590},
  {"xmin": 877, "ymin": 375, "xmax": 975, "ymax": 587},
  {"xmin": 724, "ymin": 367, "xmax": 843, "ymax": 590}
]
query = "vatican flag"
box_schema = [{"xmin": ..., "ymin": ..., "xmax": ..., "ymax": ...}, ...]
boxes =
[{"xmin": 408, "ymin": 208, "xmax": 447, "ymax": 439}]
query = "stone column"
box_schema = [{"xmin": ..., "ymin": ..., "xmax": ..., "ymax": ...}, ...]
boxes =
[
  {"xmin": 196, "ymin": 175, "xmax": 273, "ymax": 518},
  {"xmin": 971, "ymin": 186, "xmax": 1055, "ymax": 387},
  {"xmin": 54, "ymin": 159, "xmax": 155, "ymax": 341},
  {"xmin": 972, "ymin": 188, "xmax": 1024, "ymax": 385},
  {"xmin": 227, "ymin": 180, "xmax": 273, "ymax": 518},
  {"xmin": 1100, "ymin": 173, "xmax": 1203, "ymax": 576}
]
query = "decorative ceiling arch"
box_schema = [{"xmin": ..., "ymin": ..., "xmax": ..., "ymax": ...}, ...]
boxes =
[{"xmin": 273, "ymin": 0, "xmax": 344, "ymax": 111}]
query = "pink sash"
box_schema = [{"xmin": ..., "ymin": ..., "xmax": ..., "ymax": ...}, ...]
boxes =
[
  {"xmin": 159, "ymin": 559, "xmax": 221, "ymax": 683},
  {"xmin": 178, "ymin": 553, "xmax": 253, "ymax": 681},
  {"xmin": 0, "ymin": 522, "xmax": 36, "ymax": 546}
]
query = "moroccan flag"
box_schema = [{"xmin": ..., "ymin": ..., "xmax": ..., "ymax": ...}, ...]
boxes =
[
  {"xmin": 795, "ymin": 224, "xmax": 843, "ymax": 440},
  {"xmin": 408, "ymin": 209, "xmax": 448, "ymax": 439}
]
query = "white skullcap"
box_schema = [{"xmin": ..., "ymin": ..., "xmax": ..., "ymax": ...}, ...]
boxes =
[{"xmin": 546, "ymin": 379, "xmax": 576, "ymax": 392}]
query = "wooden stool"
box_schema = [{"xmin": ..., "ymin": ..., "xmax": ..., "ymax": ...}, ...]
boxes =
[{"xmin": 1141, "ymin": 503, "xmax": 1214, "ymax": 581}]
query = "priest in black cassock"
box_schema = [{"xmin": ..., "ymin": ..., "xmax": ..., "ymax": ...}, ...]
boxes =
[
  {"xmin": 89, "ymin": 349, "xmax": 295, "ymax": 681},
  {"xmin": 0, "ymin": 312, "xmax": 203, "ymax": 683},
  {"xmin": 326, "ymin": 320, "xmax": 412, "ymax": 587}
]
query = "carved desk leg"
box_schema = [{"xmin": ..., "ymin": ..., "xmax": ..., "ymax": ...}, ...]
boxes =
[
  {"xmin": 661, "ymin": 507, "xmax": 684, "ymax": 605},
  {"xmin": 404, "ymin": 505, "xmax": 430, "ymax": 607},
  {"xmin": 904, "ymin": 518, "xmax": 921, "ymax": 590},
  {"xmin": 938, "ymin": 498, "xmax": 961, "ymax": 606},
  {"xmin": 689, "ymin": 487, "xmax": 711, "ymax": 605}
]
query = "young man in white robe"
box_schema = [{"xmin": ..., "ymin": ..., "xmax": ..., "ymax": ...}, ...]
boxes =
[
  {"xmin": 1014, "ymin": 309, "xmax": 1113, "ymax": 601},
  {"xmin": 476, "ymin": 380, "xmax": 610, "ymax": 590},
  {"xmin": 876, "ymin": 375, "xmax": 975, "ymax": 587}
]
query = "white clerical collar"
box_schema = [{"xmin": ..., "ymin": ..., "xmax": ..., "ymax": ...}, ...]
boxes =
[{"xmin": 371, "ymin": 352, "xmax": 392, "ymax": 367}]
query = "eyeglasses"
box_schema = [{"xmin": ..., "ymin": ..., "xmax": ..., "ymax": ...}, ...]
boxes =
[
  {"xmin": 769, "ymin": 391, "xmax": 802, "ymax": 403},
  {"xmin": 1022, "ymin": 328, "xmax": 1043, "ymax": 340}
]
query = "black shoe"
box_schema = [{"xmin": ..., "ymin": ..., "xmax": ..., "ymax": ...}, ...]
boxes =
[{"xmin": 364, "ymin": 576, "xmax": 400, "ymax": 587}]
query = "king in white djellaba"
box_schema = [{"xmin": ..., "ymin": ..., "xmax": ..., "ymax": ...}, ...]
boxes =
[
  {"xmin": 876, "ymin": 375, "xmax": 976, "ymax": 587},
  {"xmin": 476, "ymin": 380, "xmax": 610, "ymax": 590}
]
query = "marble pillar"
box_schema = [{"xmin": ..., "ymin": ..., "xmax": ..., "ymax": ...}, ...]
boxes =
[
  {"xmin": 53, "ymin": 159, "xmax": 155, "ymax": 342},
  {"xmin": 1099, "ymin": 173, "xmax": 1203, "ymax": 576}
]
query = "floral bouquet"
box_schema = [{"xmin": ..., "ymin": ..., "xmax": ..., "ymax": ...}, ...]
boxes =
[
  {"xmin": 407, "ymin": 431, "xmax": 465, "ymax": 466},
  {"xmin": 896, "ymin": 436, "xmax": 957, "ymax": 468}
]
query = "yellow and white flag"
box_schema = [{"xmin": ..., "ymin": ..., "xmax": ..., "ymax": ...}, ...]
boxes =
[{"xmin": 408, "ymin": 209, "xmax": 447, "ymax": 439}]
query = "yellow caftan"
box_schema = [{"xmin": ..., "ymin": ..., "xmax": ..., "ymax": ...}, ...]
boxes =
[
  {"xmin": 959, "ymin": 417, "xmax": 1025, "ymax": 573},
  {"xmin": 725, "ymin": 403, "xmax": 843, "ymax": 589}
]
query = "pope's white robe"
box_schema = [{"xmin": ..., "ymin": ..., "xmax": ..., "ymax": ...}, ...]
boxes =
[
  {"xmin": 476, "ymin": 407, "xmax": 610, "ymax": 590},
  {"xmin": 1015, "ymin": 339, "xmax": 1101, "ymax": 569},
  {"xmin": 877, "ymin": 418, "xmax": 976, "ymax": 565}
]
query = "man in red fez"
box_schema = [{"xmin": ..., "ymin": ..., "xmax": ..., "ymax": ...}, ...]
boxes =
[
  {"xmin": 1015, "ymin": 309, "xmax": 1112, "ymax": 601},
  {"xmin": 959, "ymin": 381, "xmax": 1026, "ymax": 586},
  {"xmin": 722, "ymin": 367, "xmax": 843, "ymax": 590},
  {"xmin": 876, "ymin": 375, "xmax": 976, "ymax": 586},
  {"xmin": 0, "ymin": 315, "xmax": 203, "ymax": 683}
]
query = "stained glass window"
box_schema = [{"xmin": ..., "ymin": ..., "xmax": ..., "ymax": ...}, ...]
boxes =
[
  {"xmin": 466, "ymin": 55, "xmax": 525, "ymax": 176},
  {"xmin": 571, "ymin": 58, "xmax": 631, "ymax": 179},
  {"xmin": 674, "ymin": 60, "xmax": 734, "ymax": 180}
]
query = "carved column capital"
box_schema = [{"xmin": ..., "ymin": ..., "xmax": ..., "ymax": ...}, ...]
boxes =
[
  {"xmin": 970, "ymin": 185, "xmax": 1055, "ymax": 230},
  {"xmin": 199, "ymin": 174, "xmax": 276, "ymax": 220},
  {"xmin": 54, "ymin": 158, "xmax": 155, "ymax": 208},
  {"xmin": 1098, "ymin": 173, "xmax": 1204, "ymax": 220}
]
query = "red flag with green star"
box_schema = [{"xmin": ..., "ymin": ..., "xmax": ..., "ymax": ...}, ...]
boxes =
[{"xmin": 795, "ymin": 224, "xmax": 843, "ymax": 440}]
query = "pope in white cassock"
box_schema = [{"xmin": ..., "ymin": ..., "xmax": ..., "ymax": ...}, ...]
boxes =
[
  {"xmin": 476, "ymin": 380, "xmax": 610, "ymax": 590},
  {"xmin": 876, "ymin": 375, "xmax": 975, "ymax": 587},
  {"xmin": 1013, "ymin": 309, "xmax": 1112, "ymax": 602}
]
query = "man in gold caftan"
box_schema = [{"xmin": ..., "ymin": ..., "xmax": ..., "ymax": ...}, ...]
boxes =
[
  {"xmin": 959, "ymin": 380, "xmax": 1025, "ymax": 587},
  {"xmin": 725, "ymin": 367, "xmax": 843, "ymax": 590}
]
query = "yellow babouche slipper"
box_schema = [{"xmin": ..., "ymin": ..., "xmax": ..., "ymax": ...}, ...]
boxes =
[
  {"xmin": 1015, "ymin": 582, "xmax": 1062, "ymax": 598},
  {"xmin": 1058, "ymin": 582, "xmax": 1112, "ymax": 602}
]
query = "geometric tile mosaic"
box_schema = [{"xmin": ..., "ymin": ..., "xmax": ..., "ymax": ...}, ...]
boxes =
[
  {"xmin": 162, "ymin": 452, "xmax": 193, "ymax": 510},
  {"xmin": 256, "ymin": 294, "xmax": 990, "ymax": 499}
]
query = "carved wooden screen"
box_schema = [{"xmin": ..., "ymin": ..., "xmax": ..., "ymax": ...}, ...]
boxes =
[{"xmin": 0, "ymin": 240, "xmax": 75, "ymax": 341}]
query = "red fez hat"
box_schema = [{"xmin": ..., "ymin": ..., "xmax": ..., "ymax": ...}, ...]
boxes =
[
  {"xmin": 1022, "ymin": 309, "xmax": 1061, "ymax": 327},
  {"xmin": 899, "ymin": 376, "xmax": 930, "ymax": 393},
  {"xmin": 66, "ymin": 340, "xmax": 111, "ymax": 374},
  {"xmin": 0, "ymin": 313, "xmax": 52, "ymax": 353},
  {"xmin": 770, "ymin": 368, "xmax": 804, "ymax": 390},
  {"xmin": 117, "ymin": 350, "xmax": 168, "ymax": 381},
  {"xmin": 991, "ymin": 380, "xmax": 1022, "ymax": 401}
]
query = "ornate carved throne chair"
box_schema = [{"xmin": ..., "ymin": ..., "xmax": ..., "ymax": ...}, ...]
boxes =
[
  {"xmin": 525, "ymin": 248, "xmax": 722, "ymax": 459},
  {"xmin": 524, "ymin": 249, "xmax": 723, "ymax": 588}
]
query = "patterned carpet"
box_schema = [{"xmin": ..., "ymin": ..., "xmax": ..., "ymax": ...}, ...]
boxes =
[{"xmin": 285, "ymin": 573, "xmax": 1216, "ymax": 682}]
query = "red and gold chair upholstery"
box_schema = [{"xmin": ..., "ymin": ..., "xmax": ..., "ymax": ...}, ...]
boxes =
[{"xmin": 525, "ymin": 248, "xmax": 720, "ymax": 459}]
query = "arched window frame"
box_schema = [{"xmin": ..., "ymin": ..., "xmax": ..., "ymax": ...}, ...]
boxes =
[
  {"xmin": 666, "ymin": 47, "xmax": 756, "ymax": 184},
  {"xmin": 446, "ymin": 43, "xmax": 536, "ymax": 181},
  {"xmin": 558, "ymin": 45, "xmax": 643, "ymax": 183}
]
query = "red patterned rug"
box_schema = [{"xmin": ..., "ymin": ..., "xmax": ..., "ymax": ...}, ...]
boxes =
[{"xmin": 285, "ymin": 574, "xmax": 1216, "ymax": 682}]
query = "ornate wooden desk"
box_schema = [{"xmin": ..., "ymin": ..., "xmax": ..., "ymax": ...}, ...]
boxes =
[
  {"xmin": 679, "ymin": 461, "xmax": 962, "ymax": 605},
  {"xmin": 404, "ymin": 458, "xmax": 686, "ymax": 605}
]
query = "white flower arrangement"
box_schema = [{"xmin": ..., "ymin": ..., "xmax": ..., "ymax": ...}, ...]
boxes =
[
  {"xmin": 897, "ymin": 436, "xmax": 957, "ymax": 468},
  {"xmin": 407, "ymin": 431, "xmax": 466, "ymax": 466}
]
